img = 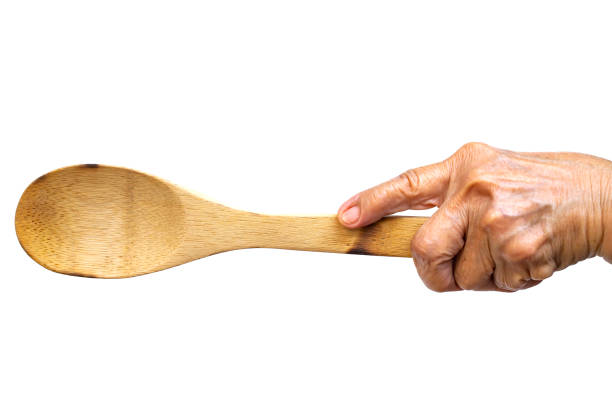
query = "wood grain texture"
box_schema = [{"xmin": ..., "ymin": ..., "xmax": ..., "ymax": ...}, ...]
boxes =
[{"xmin": 15, "ymin": 165, "xmax": 428, "ymax": 278}]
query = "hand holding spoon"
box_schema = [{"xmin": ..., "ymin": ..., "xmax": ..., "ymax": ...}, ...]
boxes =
[{"xmin": 15, "ymin": 165, "xmax": 427, "ymax": 278}]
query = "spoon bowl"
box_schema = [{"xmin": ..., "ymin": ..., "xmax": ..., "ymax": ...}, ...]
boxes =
[{"xmin": 16, "ymin": 165, "xmax": 187, "ymax": 277}]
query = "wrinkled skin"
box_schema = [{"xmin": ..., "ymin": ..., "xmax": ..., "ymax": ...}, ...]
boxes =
[{"xmin": 338, "ymin": 143, "xmax": 612, "ymax": 292}]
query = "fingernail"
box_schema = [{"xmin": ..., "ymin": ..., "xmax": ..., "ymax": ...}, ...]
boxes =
[{"xmin": 341, "ymin": 206, "xmax": 360, "ymax": 224}]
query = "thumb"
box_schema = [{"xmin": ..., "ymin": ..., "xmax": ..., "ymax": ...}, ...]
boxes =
[{"xmin": 337, "ymin": 160, "xmax": 452, "ymax": 228}]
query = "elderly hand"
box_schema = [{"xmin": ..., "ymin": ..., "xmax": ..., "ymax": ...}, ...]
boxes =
[{"xmin": 337, "ymin": 143, "xmax": 612, "ymax": 292}]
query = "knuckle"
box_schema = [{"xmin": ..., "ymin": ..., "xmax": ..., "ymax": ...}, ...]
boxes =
[
  {"xmin": 501, "ymin": 246, "xmax": 532, "ymax": 264},
  {"xmin": 493, "ymin": 273, "xmax": 518, "ymax": 291},
  {"xmin": 530, "ymin": 263, "xmax": 555, "ymax": 280},
  {"xmin": 482, "ymin": 208, "xmax": 506, "ymax": 230},
  {"xmin": 460, "ymin": 170, "xmax": 496, "ymax": 199},
  {"xmin": 452, "ymin": 143, "xmax": 499, "ymax": 171},
  {"xmin": 458, "ymin": 142, "xmax": 481, "ymax": 153},
  {"xmin": 493, "ymin": 278, "xmax": 510, "ymax": 291},
  {"xmin": 500, "ymin": 235, "xmax": 542, "ymax": 263},
  {"xmin": 397, "ymin": 169, "xmax": 420, "ymax": 195},
  {"xmin": 493, "ymin": 267, "xmax": 529, "ymax": 291},
  {"xmin": 457, "ymin": 142, "xmax": 493, "ymax": 156}
]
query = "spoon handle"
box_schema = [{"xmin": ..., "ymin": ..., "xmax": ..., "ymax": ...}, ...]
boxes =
[{"xmin": 241, "ymin": 215, "xmax": 429, "ymax": 257}]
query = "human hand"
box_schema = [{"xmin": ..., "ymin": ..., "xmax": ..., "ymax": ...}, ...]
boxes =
[{"xmin": 337, "ymin": 143, "xmax": 612, "ymax": 292}]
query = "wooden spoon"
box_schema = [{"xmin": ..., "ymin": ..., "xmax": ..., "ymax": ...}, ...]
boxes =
[{"xmin": 15, "ymin": 164, "xmax": 428, "ymax": 278}]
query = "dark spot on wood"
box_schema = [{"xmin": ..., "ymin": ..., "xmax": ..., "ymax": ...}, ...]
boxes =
[
  {"xmin": 348, "ymin": 246, "xmax": 372, "ymax": 256},
  {"xmin": 34, "ymin": 174, "xmax": 46, "ymax": 183},
  {"xmin": 346, "ymin": 225, "xmax": 378, "ymax": 256},
  {"xmin": 81, "ymin": 164, "xmax": 99, "ymax": 168}
]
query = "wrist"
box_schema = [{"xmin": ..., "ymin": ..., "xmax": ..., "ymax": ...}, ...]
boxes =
[{"xmin": 599, "ymin": 164, "xmax": 612, "ymax": 263}]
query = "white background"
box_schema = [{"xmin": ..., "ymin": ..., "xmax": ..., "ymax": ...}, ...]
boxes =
[{"xmin": 1, "ymin": 1, "xmax": 611, "ymax": 407}]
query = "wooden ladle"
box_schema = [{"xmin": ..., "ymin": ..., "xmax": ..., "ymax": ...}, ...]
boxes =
[{"xmin": 15, "ymin": 165, "xmax": 428, "ymax": 278}]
